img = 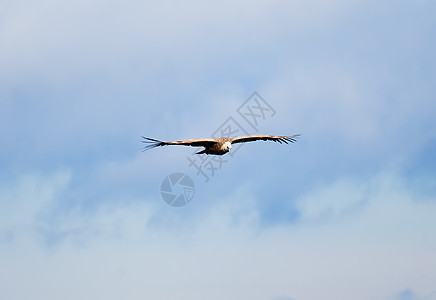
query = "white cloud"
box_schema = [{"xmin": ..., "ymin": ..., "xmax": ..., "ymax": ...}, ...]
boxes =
[
  {"xmin": 394, "ymin": 289, "xmax": 436, "ymax": 300},
  {"xmin": 0, "ymin": 0, "xmax": 365, "ymax": 84},
  {"xmin": 1, "ymin": 1, "xmax": 436, "ymax": 299},
  {"xmin": 0, "ymin": 170, "xmax": 71, "ymax": 241},
  {"xmin": 1, "ymin": 170, "xmax": 435, "ymax": 300}
]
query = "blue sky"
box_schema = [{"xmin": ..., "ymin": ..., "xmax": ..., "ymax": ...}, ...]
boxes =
[{"xmin": 1, "ymin": 0, "xmax": 436, "ymax": 299}]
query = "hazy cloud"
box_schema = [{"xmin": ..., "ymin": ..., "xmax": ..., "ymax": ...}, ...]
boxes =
[{"xmin": 1, "ymin": 0, "xmax": 436, "ymax": 299}]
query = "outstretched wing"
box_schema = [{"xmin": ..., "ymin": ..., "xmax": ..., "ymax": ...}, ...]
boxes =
[
  {"xmin": 142, "ymin": 137, "xmax": 217, "ymax": 151},
  {"xmin": 230, "ymin": 134, "xmax": 300, "ymax": 145}
]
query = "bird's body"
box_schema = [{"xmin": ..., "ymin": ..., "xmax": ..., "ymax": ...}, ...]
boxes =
[
  {"xmin": 142, "ymin": 134, "xmax": 300, "ymax": 155},
  {"xmin": 195, "ymin": 137, "xmax": 233, "ymax": 155}
]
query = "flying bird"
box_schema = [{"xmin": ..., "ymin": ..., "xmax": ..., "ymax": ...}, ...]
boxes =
[{"xmin": 142, "ymin": 134, "xmax": 300, "ymax": 155}]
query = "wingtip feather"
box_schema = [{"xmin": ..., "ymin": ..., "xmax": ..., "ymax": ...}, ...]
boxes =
[{"xmin": 141, "ymin": 136, "xmax": 167, "ymax": 151}]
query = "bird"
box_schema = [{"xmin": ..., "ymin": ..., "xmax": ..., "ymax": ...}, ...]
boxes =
[{"xmin": 142, "ymin": 134, "xmax": 300, "ymax": 155}]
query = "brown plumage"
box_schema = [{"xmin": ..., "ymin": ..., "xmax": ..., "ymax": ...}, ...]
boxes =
[{"xmin": 142, "ymin": 134, "xmax": 300, "ymax": 155}]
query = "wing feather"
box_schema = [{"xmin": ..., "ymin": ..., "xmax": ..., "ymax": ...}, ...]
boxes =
[
  {"xmin": 230, "ymin": 134, "xmax": 300, "ymax": 145},
  {"xmin": 142, "ymin": 137, "xmax": 217, "ymax": 151}
]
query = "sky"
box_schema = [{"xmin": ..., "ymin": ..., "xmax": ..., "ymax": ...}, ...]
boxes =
[{"xmin": 1, "ymin": 0, "xmax": 436, "ymax": 299}]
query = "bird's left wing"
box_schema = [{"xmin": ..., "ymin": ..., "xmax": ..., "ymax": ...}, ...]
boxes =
[
  {"xmin": 142, "ymin": 137, "xmax": 217, "ymax": 151},
  {"xmin": 230, "ymin": 134, "xmax": 300, "ymax": 144}
]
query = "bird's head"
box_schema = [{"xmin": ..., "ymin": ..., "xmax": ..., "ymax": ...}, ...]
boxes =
[{"xmin": 222, "ymin": 141, "xmax": 232, "ymax": 152}]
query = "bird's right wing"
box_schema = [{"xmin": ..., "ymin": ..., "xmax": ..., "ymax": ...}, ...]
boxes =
[
  {"xmin": 230, "ymin": 134, "xmax": 300, "ymax": 144},
  {"xmin": 142, "ymin": 137, "xmax": 217, "ymax": 151}
]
